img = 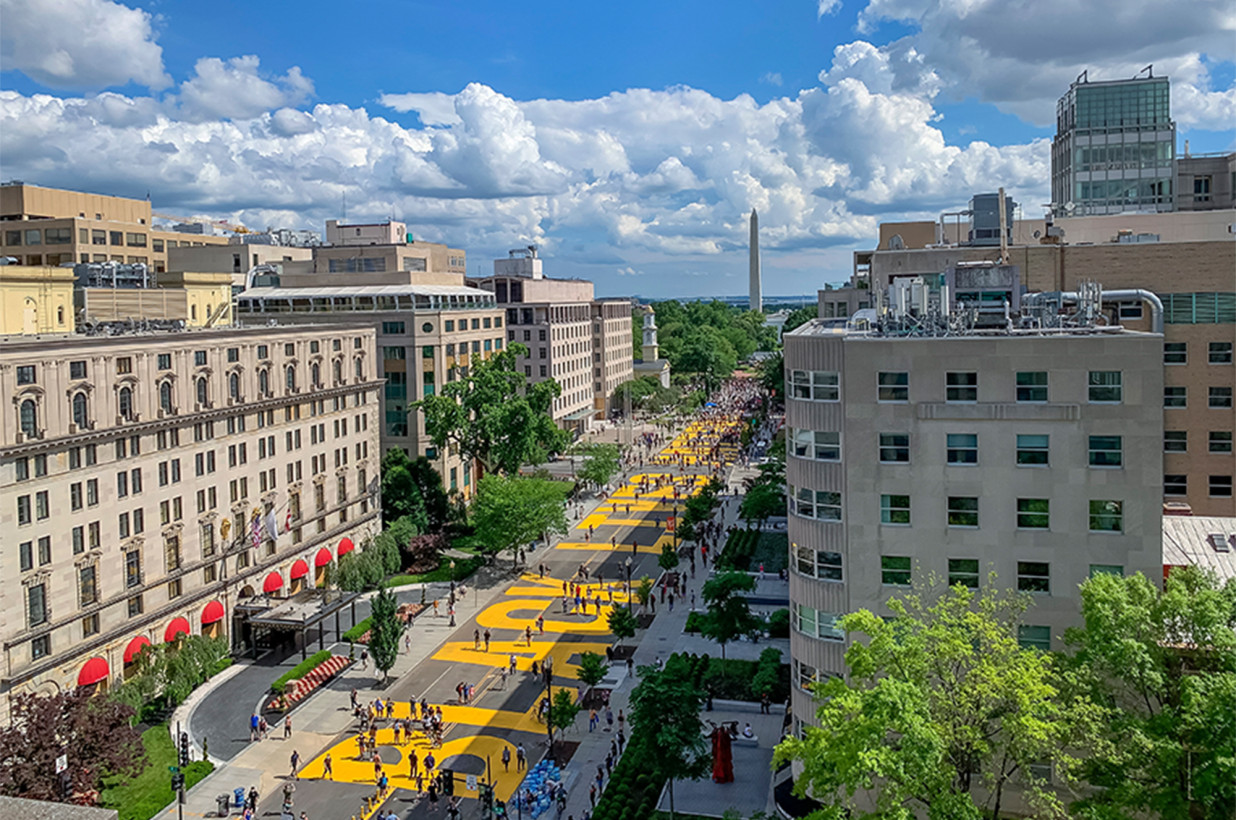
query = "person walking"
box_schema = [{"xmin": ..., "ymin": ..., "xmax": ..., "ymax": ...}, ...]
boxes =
[
  {"xmin": 404, "ymin": 633, "xmax": 411, "ymax": 654},
  {"xmin": 284, "ymin": 716, "xmax": 292, "ymax": 739},
  {"xmin": 588, "ymin": 708, "xmax": 598, "ymax": 732},
  {"xmin": 249, "ymin": 713, "xmax": 259, "ymax": 742},
  {"xmin": 516, "ymin": 743, "xmax": 526, "ymax": 771},
  {"xmin": 408, "ymin": 748, "xmax": 419, "ymax": 779},
  {"xmin": 290, "ymin": 749, "xmax": 300, "ymax": 780},
  {"xmin": 502, "ymin": 745, "xmax": 511, "ymax": 772},
  {"xmin": 474, "ymin": 629, "xmax": 481, "ymax": 650},
  {"xmin": 484, "ymin": 629, "xmax": 491, "ymax": 652},
  {"xmin": 424, "ymin": 751, "xmax": 436, "ymax": 773},
  {"xmin": 605, "ymin": 706, "xmax": 614, "ymax": 732}
]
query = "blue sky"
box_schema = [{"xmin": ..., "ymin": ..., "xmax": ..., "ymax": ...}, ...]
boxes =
[{"xmin": 1, "ymin": 0, "xmax": 1233, "ymax": 297}]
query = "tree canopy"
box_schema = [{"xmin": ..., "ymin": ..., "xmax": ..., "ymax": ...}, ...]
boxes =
[
  {"xmin": 412, "ymin": 343, "xmax": 568, "ymax": 476},
  {"xmin": 472, "ymin": 474, "xmax": 569, "ymax": 566},
  {"xmin": 775, "ymin": 580, "xmax": 1103, "ymax": 820},
  {"xmin": 368, "ymin": 586, "xmax": 402, "ymax": 682},
  {"xmin": 1064, "ymin": 567, "xmax": 1236, "ymax": 819},
  {"xmin": 380, "ymin": 447, "xmax": 429, "ymax": 530},
  {"xmin": 607, "ymin": 605, "xmax": 638, "ymax": 640},
  {"xmin": 781, "ymin": 304, "xmax": 818, "ymax": 333},
  {"xmin": 576, "ymin": 442, "xmax": 621, "ymax": 490},
  {"xmin": 648, "ymin": 300, "xmax": 777, "ymax": 384},
  {"xmin": 629, "ymin": 658, "xmax": 710, "ymax": 818},
  {"xmin": 699, "ymin": 571, "xmax": 761, "ymax": 660}
]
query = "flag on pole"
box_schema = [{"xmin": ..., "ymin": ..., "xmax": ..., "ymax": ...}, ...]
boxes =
[
  {"xmin": 250, "ymin": 511, "xmax": 261, "ymax": 550},
  {"xmin": 265, "ymin": 509, "xmax": 279, "ymax": 542},
  {"xmin": 284, "ymin": 509, "xmax": 293, "ymax": 532}
]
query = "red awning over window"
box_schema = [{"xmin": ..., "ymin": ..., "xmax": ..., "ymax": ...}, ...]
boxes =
[
  {"xmin": 337, "ymin": 537, "xmax": 355, "ymax": 558},
  {"xmin": 77, "ymin": 657, "xmax": 110, "ymax": 687},
  {"xmin": 123, "ymin": 635, "xmax": 151, "ymax": 664},
  {"xmin": 164, "ymin": 617, "xmax": 190, "ymax": 643},
  {"xmin": 263, "ymin": 571, "xmax": 284, "ymax": 593},
  {"xmin": 201, "ymin": 600, "xmax": 225, "ymax": 625},
  {"xmin": 314, "ymin": 547, "xmax": 333, "ymax": 568},
  {"xmin": 290, "ymin": 559, "xmax": 309, "ymax": 580}
]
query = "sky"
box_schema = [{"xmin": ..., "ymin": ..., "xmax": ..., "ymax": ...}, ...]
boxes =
[{"xmin": 0, "ymin": 0, "xmax": 1233, "ymax": 298}]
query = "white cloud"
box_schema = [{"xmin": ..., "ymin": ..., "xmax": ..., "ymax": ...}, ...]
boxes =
[
  {"xmin": 378, "ymin": 91, "xmax": 463, "ymax": 126},
  {"xmin": 175, "ymin": 56, "xmax": 313, "ymax": 122},
  {"xmin": 817, "ymin": 0, "xmax": 842, "ymax": 17},
  {"xmin": 616, "ymin": 266, "xmax": 644, "ymax": 276},
  {"xmin": 0, "ymin": 0, "xmax": 169, "ymax": 89},
  {"xmin": 761, "ymin": 72, "xmax": 784, "ymax": 87}
]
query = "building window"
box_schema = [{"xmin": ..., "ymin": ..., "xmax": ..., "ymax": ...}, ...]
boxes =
[
  {"xmin": 1164, "ymin": 431, "xmax": 1187, "ymax": 452},
  {"xmin": 1089, "ymin": 564, "xmax": 1123, "ymax": 578},
  {"xmin": 19, "ymin": 399, "xmax": 38, "ymax": 437},
  {"xmin": 948, "ymin": 558, "xmax": 980, "ymax": 589},
  {"xmin": 70, "ymin": 360, "xmax": 87, "ymax": 379},
  {"xmin": 16, "ymin": 365, "xmax": 36, "ymax": 385},
  {"xmin": 1018, "ymin": 625, "xmax": 1051, "ymax": 651},
  {"xmin": 877, "ymin": 372, "xmax": 908, "ymax": 402},
  {"xmin": 880, "ymin": 494, "xmax": 910, "ymax": 525},
  {"xmin": 31, "ymin": 635, "xmax": 50, "ymax": 660},
  {"xmin": 878, "ymin": 433, "xmax": 910, "ymax": 463},
  {"xmin": 789, "ymin": 370, "xmax": 840, "ymax": 401},
  {"xmin": 1210, "ymin": 387, "xmax": 1233, "ymax": 409},
  {"xmin": 17, "ymin": 495, "xmax": 31, "ymax": 525},
  {"xmin": 790, "ymin": 486, "xmax": 842, "ymax": 521},
  {"xmin": 946, "ymin": 433, "xmax": 978, "ymax": 465},
  {"xmin": 946, "ymin": 372, "xmax": 977, "ymax": 402},
  {"xmin": 1016, "ymin": 498, "xmax": 1050, "ymax": 529},
  {"xmin": 79, "ymin": 565, "xmax": 98, "ymax": 606},
  {"xmin": 20, "ymin": 541, "xmax": 32, "ymax": 571},
  {"xmin": 1210, "ymin": 342, "xmax": 1234, "ymax": 365},
  {"xmin": 1212, "ymin": 475, "xmax": 1234, "ymax": 498},
  {"xmin": 947, "ymin": 496, "xmax": 979, "ymax": 527},
  {"xmin": 881, "ymin": 556, "xmax": 911, "ymax": 586},
  {"xmin": 793, "ymin": 603, "xmax": 844, "ymax": 642},
  {"xmin": 789, "ymin": 429, "xmax": 840, "ymax": 461},
  {"xmin": 27, "ymin": 583, "xmax": 47, "ymax": 627},
  {"xmin": 1015, "ymin": 371, "xmax": 1047, "ymax": 402},
  {"xmin": 1210, "ymin": 431, "xmax": 1233, "ymax": 453},
  {"xmin": 1088, "ymin": 371, "xmax": 1122, "ymax": 403},
  {"xmin": 792, "ymin": 544, "xmax": 843, "ymax": 581},
  {"xmin": 69, "ymin": 391, "xmax": 89, "ymax": 429},
  {"xmin": 285, "ymin": 366, "xmax": 297, "ymax": 392},
  {"xmin": 1017, "ymin": 561, "xmax": 1050, "ymax": 594},
  {"xmin": 1089, "ymin": 500, "xmax": 1124, "ymax": 533},
  {"xmin": 128, "ymin": 595, "xmax": 143, "ymax": 617},
  {"xmin": 159, "ymin": 381, "xmax": 173, "ymax": 413},
  {"xmin": 1088, "ymin": 435, "xmax": 1123, "ymax": 467},
  {"xmin": 1164, "ymin": 387, "xmax": 1187, "ymax": 408},
  {"xmin": 1163, "ymin": 342, "xmax": 1187, "ymax": 365},
  {"xmin": 1014, "ymin": 434, "xmax": 1049, "ymax": 466},
  {"xmin": 1164, "ymin": 474, "xmax": 1188, "ymax": 496}
]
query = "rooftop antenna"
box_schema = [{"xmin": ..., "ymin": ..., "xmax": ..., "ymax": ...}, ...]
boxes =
[
  {"xmin": 1076, "ymin": 69, "xmax": 1088, "ymax": 85},
  {"xmin": 1134, "ymin": 64, "xmax": 1153, "ymax": 79}
]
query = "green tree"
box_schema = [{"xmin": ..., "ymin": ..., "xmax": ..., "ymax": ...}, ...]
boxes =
[
  {"xmin": 576, "ymin": 442, "xmax": 621, "ymax": 490},
  {"xmin": 608, "ymin": 606, "xmax": 638, "ymax": 641},
  {"xmin": 368, "ymin": 586, "xmax": 402, "ymax": 682},
  {"xmin": 775, "ymin": 581, "xmax": 1104, "ymax": 820},
  {"xmin": 635, "ymin": 576, "xmax": 655, "ymax": 613},
  {"xmin": 699, "ymin": 571, "xmax": 760, "ymax": 661},
  {"xmin": 549, "ymin": 688, "xmax": 582, "ymax": 757},
  {"xmin": 629, "ymin": 662, "xmax": 710, "ymax": 818},
  {"xmin": 576, "ymin": 651, "xmax": 608, "ymax": 692},
  {"xmin": 0, "ymin": 690, "xmax": 145, "ymax": 803},
  {"xmin": 472, "ymin": 474, "xmax": 569, "ymax": 568},
  {"xmin": 406, "ymin": 455, "xmax": 450, "ymax": 531},
  {"xmin": 658, "ymin": 543, "xmax": 680, "ymax": 571},
  {"xmin": 380, "ymin": 447, "xmax": 429, "ymax": 529},
  {"xmin": 782, "ymin": 304, "xmax": 818, "ymax": 333},
  {"xmin": 413, "ymin": 343, "xmax": 568, "ymax": 476},
  {"xmin": 739, "ymin": 482, "xmax": 784, "ymax": 530},
  {"xmin": 758, "ymin": 351, "xmax": 784, "ymax": 402},
  {"xmin": 1064, "ymin": 567, "xmax": 1236, "ymax": 819}
]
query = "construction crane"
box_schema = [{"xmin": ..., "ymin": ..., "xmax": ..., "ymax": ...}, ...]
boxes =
[{"xmin": 152, "ymin": 212, "xmax": 251, "ymax": 234}]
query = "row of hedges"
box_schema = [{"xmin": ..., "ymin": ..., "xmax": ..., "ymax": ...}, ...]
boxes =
[
  {"xmin": 271, "ymin": 649, "xmax": 333, "ymax": 695},
  {"xmin": 591, "ymin": 707, "xmax": 665, "ymax": 820},
  {"xmin": 715, "ymin": 528, "xmax": 760, "ymax": 571},
  {"xmin": 343, "ymin": 617, "xmax": 372, "ymax": 644},
  {"xmin": 666, "ymin": 649, "xmax": 789, "ymax": 703},
  {"xmin": 715, "ymin": 530, "xmax": 788, "ymax": 573}
]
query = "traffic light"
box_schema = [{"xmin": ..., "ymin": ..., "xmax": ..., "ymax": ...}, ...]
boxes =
[
  {"xmin": 440, "ymin": 769, "xmax": 454, "ymax": 796},
  {"xmin": 494, "ymin": 798, "xmax": 506, "ymax": 817},
  {"xmin": 178, "ymin": 732, "xmax": 189, "ymax": 767},
  {"xmin": 479, "ymin": 783, "xmax": 493, "ymax": 810}
]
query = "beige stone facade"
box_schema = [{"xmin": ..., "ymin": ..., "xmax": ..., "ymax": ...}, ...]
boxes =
[
  {"xmin": 235, "ymin": 284, "xmax": 505, "ymax": 498},
  {"xmin": 784, "ymin": 322, "xmax": 1164, "ymax": 747},
  {"xmin": 0, "ymin": 183, "xmax": 229, "ymax": 272},
  {"xmin": 0, "ymin": 264, "xmax": 76, "ymax": 335},
  {"xmin": 0, "ymin": 324, "xmax": 382, "ymax": 720}
]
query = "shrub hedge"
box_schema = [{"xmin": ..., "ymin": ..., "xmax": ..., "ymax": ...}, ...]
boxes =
[
  {"xmin": 271, "ymin": 650, "xmax": 334, "ymax": 695},
  {"xmin": 342, "ymin": 617, "xmax": 372, "ymax": 644}
]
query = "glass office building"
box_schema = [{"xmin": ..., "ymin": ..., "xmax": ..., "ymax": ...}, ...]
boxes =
[{"xmin": 1051, "ymin": 74, "xmax": 1176, "ymax": 216}]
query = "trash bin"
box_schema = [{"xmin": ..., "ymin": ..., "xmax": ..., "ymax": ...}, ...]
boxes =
[
  {"xmin": 233, "ymin": 787, "xmax": 246, "ymax": 807},
  {"xmin": 216, "ymin": 794, "xmax": 231, "ymax": 817}
]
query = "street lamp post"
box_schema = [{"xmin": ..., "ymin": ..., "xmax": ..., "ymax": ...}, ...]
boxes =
[{"xmin": 543, "ymin": 655, "xmax": 555, "ymax": 765}]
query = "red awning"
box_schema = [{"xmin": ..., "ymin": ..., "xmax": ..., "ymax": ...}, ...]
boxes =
[
  {"xmin": 337, "ymin": 536, "xmax": 355, "ymax": 558},
  {"xmin": 314, "ymin": 547, "xmax": 333, "ymax": 568},
  {"xmin": 77, "ymin": 657, "xmax": 110, "ymax": 687},
  {"xmin": 263, "ymin": 571, "xmax": 284, "ymax": 593},
  {"xmin": 201, "ymin": 600, "xmax": 225, "ymax": 626},
  {"xmin": 123, "ymin": 635, "xmax": 151, "ymax": 664},
  {"xmin": 164, "ymin": 617, "xmax": 190, "ymax": 643},
  {"xmin": 290, "ymin": 559, "xmax": 309, "ymax": 580}
]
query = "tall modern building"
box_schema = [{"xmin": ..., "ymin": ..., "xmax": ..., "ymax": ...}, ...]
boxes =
[
  {"xmin": 749, "ymin": 209, "xmax": 762, "ymax": 313},
  {"xmin": 1051, "ymin": 71, "xmax": 1176, "ymax": 216},
  {"xmin": 784, "ymin": 283, "xmax": 1163, "ymax": 764}
]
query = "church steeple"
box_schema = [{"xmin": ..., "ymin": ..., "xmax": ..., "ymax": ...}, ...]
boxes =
[{"xmin": 641, "ymin": 306, "xmax": 659, "ymax": 362}]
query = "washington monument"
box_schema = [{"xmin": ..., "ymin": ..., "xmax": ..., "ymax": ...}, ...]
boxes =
[{"xmin": 748, "ymin": 209, "xmax": 762, "ymax": 313}]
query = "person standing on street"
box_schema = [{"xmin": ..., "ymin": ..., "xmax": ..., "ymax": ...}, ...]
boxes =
[
  {"xmin": 516, "ymin": 743, "xmax": 526, "ymax": 771},
  {"xmin": 290, "ymin": 749, "xmax": 300, "ymax": 780},
  {"xmin": 284, "ymin": 716, "xmax": 292, "ymax": 739},
  {"xmin": 323, "ymin": 753, "xmax": 333, "ymax": 780}
]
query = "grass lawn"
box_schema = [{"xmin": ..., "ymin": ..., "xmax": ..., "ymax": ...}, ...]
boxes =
[
  {"xmin": 381, "ymin": 554, "xmax": 485, "ymax": 588},
  {"xmin": 718, "ymin": 529, "xmax": 788, "ymax": 573},
  {"xmin": 99, "ymin": 725, "xmax": 212, "ymax": 820}
]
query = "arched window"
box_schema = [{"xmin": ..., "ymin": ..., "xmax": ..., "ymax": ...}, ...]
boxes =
[
  {"xmin": 196, "ymin": 377, "xmax": 208, "ymax": 406},
  {"xmin": 19, "ymin": 399, "xmax": 38, "ymax": 437},
  {"xmin": 354, "ymin": 358, "xmax": 363, "ymax": 381},
  {"xmin": 311, "ymin": 362, "xmax": 321, "ymax": 388},
  {"xmin": 333, "ymin": 359, "xmax": 342, "ymax": 384},
  {"xmin": 258, "ymin": 369, "xmax": 269, "ymax": 396},
  {"xmin": 72, "ymin": 391, "xmax": 88, "ymax": 428},
  {"xmin": 57, "ymin": 306, "xmax": 65, "ymax": 325},
  {"xmin": 118, "ymin": 386, "xmax": 133, "ymax": 421},
  {"xmin": 159, "ymin": 381, "xmax": 173, "ymax": 414},
  {"xmin": 285, "ymin": 365, "xmax": 296, "ymax": 392},
  {"xmin": 229, "ymin": 372, "xmax": 240, "ymax": 400}
]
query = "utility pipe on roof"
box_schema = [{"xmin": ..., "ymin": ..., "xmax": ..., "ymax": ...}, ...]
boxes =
[{"xmin": 1023, "ymin": 288, "xmax": 1164, "ymax": 333}]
